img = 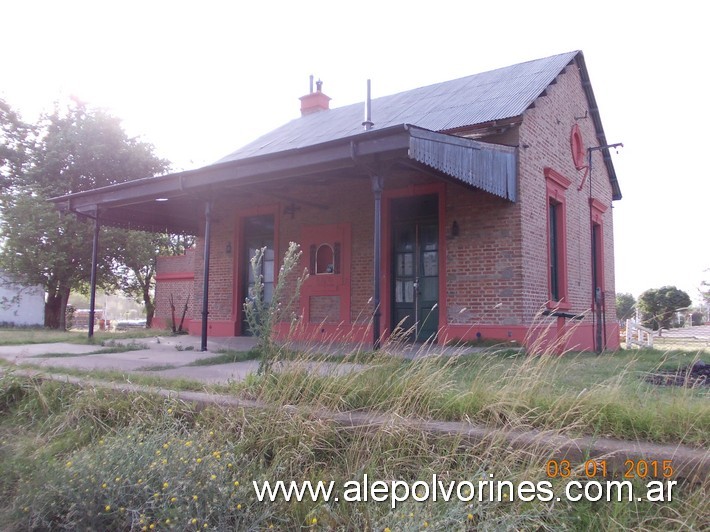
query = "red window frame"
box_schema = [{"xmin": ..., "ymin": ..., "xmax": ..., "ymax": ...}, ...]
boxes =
[{"xmin": 544, "ymin": 168, "xmax": 571, "ymax": 309}]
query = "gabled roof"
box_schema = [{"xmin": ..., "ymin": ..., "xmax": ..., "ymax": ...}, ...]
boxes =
[
  {"xmin": 51, "ymin": 50, "xmax": 620, "ymax": 233},
  {"xmin": 220, "ymin": 50, "xmax": 621, "ymax": 200},
  {"xmin": 220, "ymin": 51, "xmax": 579, "ymax": 162}
]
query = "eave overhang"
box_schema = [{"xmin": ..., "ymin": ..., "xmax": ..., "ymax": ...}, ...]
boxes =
[
  {"xmin": 51, "ymin": 124, "xmax": 517, "ymax": 232},
  {"xmin": 574, "ymin": 52, "xmax": 622, "ymax": 201}
]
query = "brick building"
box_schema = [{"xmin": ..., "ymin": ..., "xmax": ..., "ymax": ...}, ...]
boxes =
[{"xmin": 54, "ymin": 50, "xmax": 622, "ymax": 352}]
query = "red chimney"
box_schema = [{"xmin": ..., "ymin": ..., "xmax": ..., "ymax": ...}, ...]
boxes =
[{"xmin": 299, "ymin": 79, "xmax": 331, "ymax": 116}]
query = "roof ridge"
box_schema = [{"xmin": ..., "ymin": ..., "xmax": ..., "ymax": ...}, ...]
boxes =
[{"xmin": 217, "ymin": 50, "xmax": 580, "ymax": 164}]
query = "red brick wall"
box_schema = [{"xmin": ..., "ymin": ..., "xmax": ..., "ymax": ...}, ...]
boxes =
[
  {"xmin": 161, "ymin": 62, "xmax": 620, "ymax": 351},
  {"xmin": 153, "ymin": 248, "xmax": 195, "ymax": 330},
  {"xmin": 516, "ymin": 61, "xmax": 619, "ymax": 348},
  {"xmin": 444, "ymin": 184, "xmax": 523, "ymax": 326}
]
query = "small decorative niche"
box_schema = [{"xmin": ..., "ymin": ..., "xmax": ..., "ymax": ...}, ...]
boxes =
[{"xmin": 310, "ymin": 242, "xmax": 340, "ymax": 275}]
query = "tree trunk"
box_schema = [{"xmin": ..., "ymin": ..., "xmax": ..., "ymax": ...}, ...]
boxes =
[
  {"xmin": 45, "ymin": 292, "xmax": 62, "ymax": 329},
  {"xmin": 58, "ymin": 285, "xmax": 70, "ymax": 331},
  {"xmin": 143, "ymin": 284, "xmax": 155, "ymax": 328}
]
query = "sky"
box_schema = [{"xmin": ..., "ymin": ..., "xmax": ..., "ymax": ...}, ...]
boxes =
[{"xmin": 2, "ymin": 0, "xmax": 708, "ymax": 304}]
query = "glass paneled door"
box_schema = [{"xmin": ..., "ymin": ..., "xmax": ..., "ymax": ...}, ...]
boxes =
[
  {"xmin": 241, "ymin": 215, "xmax": 275, "ymax": 335},
  {"xmin": 391, "ymin": 195, "xmax": 439, "ymax": 342}
]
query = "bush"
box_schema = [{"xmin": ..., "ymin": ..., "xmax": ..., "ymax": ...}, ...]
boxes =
[{"xmin": 243, "ymin": 242, "xmax": 307, "ymax": 375}]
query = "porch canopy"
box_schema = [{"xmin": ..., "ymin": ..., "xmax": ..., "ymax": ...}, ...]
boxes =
[
  {"xmin": 51, "ymin": 124, "xmax": 517, "ymax": 347},
  {"xmin": 52, "ymin": 124, "xmax": 516, "ymax": 231}
]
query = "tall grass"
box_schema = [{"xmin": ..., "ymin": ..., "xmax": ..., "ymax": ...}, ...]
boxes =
[
  {"xmin": 1, "ymin": 373, "xmax": 707, "ymax": 530},
  {"xmin": 233, "ymin": 337, "xmax": 708, "ymax": 446}
]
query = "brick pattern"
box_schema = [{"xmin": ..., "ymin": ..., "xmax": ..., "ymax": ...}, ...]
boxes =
[
  {"xmin": 309, "ymin": 295, "xmax": 341, "ymax": 323},
  {"xmin": 153, "ymin": 249, "xmax": 195, "ymax": 328},
  {"xmin": 516, "ymin": 64, "xmax": 617, "ymax": 326},
  {"xmin": 445, "ymin": 186, "xmax": 523, "ymax": 326}
]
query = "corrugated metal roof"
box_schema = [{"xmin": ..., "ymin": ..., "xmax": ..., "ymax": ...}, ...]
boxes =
[{"xmin": 219, "ymin": 51, "xmax": 579, "ymax": 163}]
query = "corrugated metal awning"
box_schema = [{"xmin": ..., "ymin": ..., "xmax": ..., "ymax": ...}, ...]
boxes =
[{"xmin": 408, "ymin": 128, "xmax": 517, "ymax": 202}]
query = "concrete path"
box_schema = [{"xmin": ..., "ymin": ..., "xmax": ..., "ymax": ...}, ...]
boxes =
[
  {"xmin": 0, "ymin": 335, "xmax": 368, "ymax": 384},
  {"xmin": 0, "ymin": 335, "xmax": 254, "ymax": 382}
]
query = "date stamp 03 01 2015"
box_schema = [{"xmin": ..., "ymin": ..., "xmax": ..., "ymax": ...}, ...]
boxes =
[{"xmin": 545, "ymin": 459, "xmax": 675, "ymax": 480}]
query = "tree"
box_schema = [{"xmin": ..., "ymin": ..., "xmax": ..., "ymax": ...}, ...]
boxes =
[
  {"xmin": 615, "ymin": 292, "xmax": 636, "ymax": 322},
  {"xmin": 0, "ymin": 98, "xmax": 34, "ymax": 187},
  {"xmin": 0, "ymin": 100, "xmax": 169, "ymax": 329},
  {"xmin": 637, "ymin": 286, "xmax": 692, "ymax": 331},
  {"xmin": 113, "ymin": 232, "xmax": 194, "ymax": 327}
]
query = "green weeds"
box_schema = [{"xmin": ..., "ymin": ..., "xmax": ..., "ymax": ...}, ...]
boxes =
[{"xmin": 0, "ymin": 374, "xmax": 707, "ymax": 530}]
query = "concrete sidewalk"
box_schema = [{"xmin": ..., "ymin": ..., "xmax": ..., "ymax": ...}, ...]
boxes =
[
  {"xmin": 0, "ymin": 335, "xmax": 372, "ymax": 384},
  {"xmin": 0, "ymin": 335, "xmax": 258, "ymax": 384}
]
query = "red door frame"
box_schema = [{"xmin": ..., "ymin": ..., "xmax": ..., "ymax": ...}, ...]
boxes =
[
  {"xmin": 233, "ymin": 204, "xmax": 281, "ymax": 336},
  {"xmin": 381, "ymin": 182, "xmax": 447, "ymax": 340}
]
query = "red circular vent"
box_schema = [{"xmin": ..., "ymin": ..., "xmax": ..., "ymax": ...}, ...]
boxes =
[{"xmin": 570, "ymin": 124, "xmax": 586, "ymax": 170}]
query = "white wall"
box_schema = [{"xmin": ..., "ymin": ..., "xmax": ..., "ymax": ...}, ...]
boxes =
[{"xmin": 0, "ymin": 272, "xmax": 45, "ymax": 326}]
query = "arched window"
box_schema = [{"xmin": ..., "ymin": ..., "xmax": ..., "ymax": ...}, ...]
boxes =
[{"xmin": 315, "ymin": 244, "xmax": 334, "ymax": 274}]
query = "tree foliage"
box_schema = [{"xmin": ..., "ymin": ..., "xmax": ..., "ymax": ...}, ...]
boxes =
[
  {"xmin": 0, "ymin": 99, "xmax": 171, "ymax": 329},
  {"xmin": 637, "ymin": 286, "xmax": 691, "ymax": 331},
  {"xmin": 615, "ymin": 292, "xmax": 636, "ymax": 322}
]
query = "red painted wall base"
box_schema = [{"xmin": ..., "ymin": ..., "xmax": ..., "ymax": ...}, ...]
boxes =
[{"xmin": 177, "ymin": 319, "xmax": 619, "ymax": 354}]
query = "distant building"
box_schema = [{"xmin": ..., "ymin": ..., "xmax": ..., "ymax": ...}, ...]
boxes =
[{"xmin": 0, "ymin": 270, "xmax": 44, "ymax": 326}]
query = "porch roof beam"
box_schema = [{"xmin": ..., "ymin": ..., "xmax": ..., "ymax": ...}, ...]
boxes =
[
  {"xmin": 50, "ymin": 124, "xmax": 518, "ymax": 232},
  {"xmin": 52, "ymin": 125, "xmax": 414, "ymax": 216}
]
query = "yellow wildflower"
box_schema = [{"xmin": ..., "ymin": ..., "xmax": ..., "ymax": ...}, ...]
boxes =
[{"xmin": 105, "ymin": 505, "xmax": 111, "ymax": 512}]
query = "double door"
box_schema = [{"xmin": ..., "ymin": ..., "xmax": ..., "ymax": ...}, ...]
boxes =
[{"xmin": 392, "ymin": 220, "xmax": 439, "ymax": 342}]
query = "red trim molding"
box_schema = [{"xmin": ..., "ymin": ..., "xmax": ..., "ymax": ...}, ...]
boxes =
[
  {"xmin": 233, "ymin": 204, "xmax": 281, "ymax": 335},
  {"xmin": 155, "ymin": 272, "xmax": 195, "ymax": 281},
  {"xmin": 382, "ymin": 182, "xmax": 447, "ymax": 338},
  {"xmin": 544, "ymin": 167, "xmax": 572, "ymax": 192},
  {"xmin": 545, "ymin": 168, "xmax": 570, "ymax": 310},
  {"xmin": 589, "ymin": 198, "xmax": 608, "ymax": 225}
]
